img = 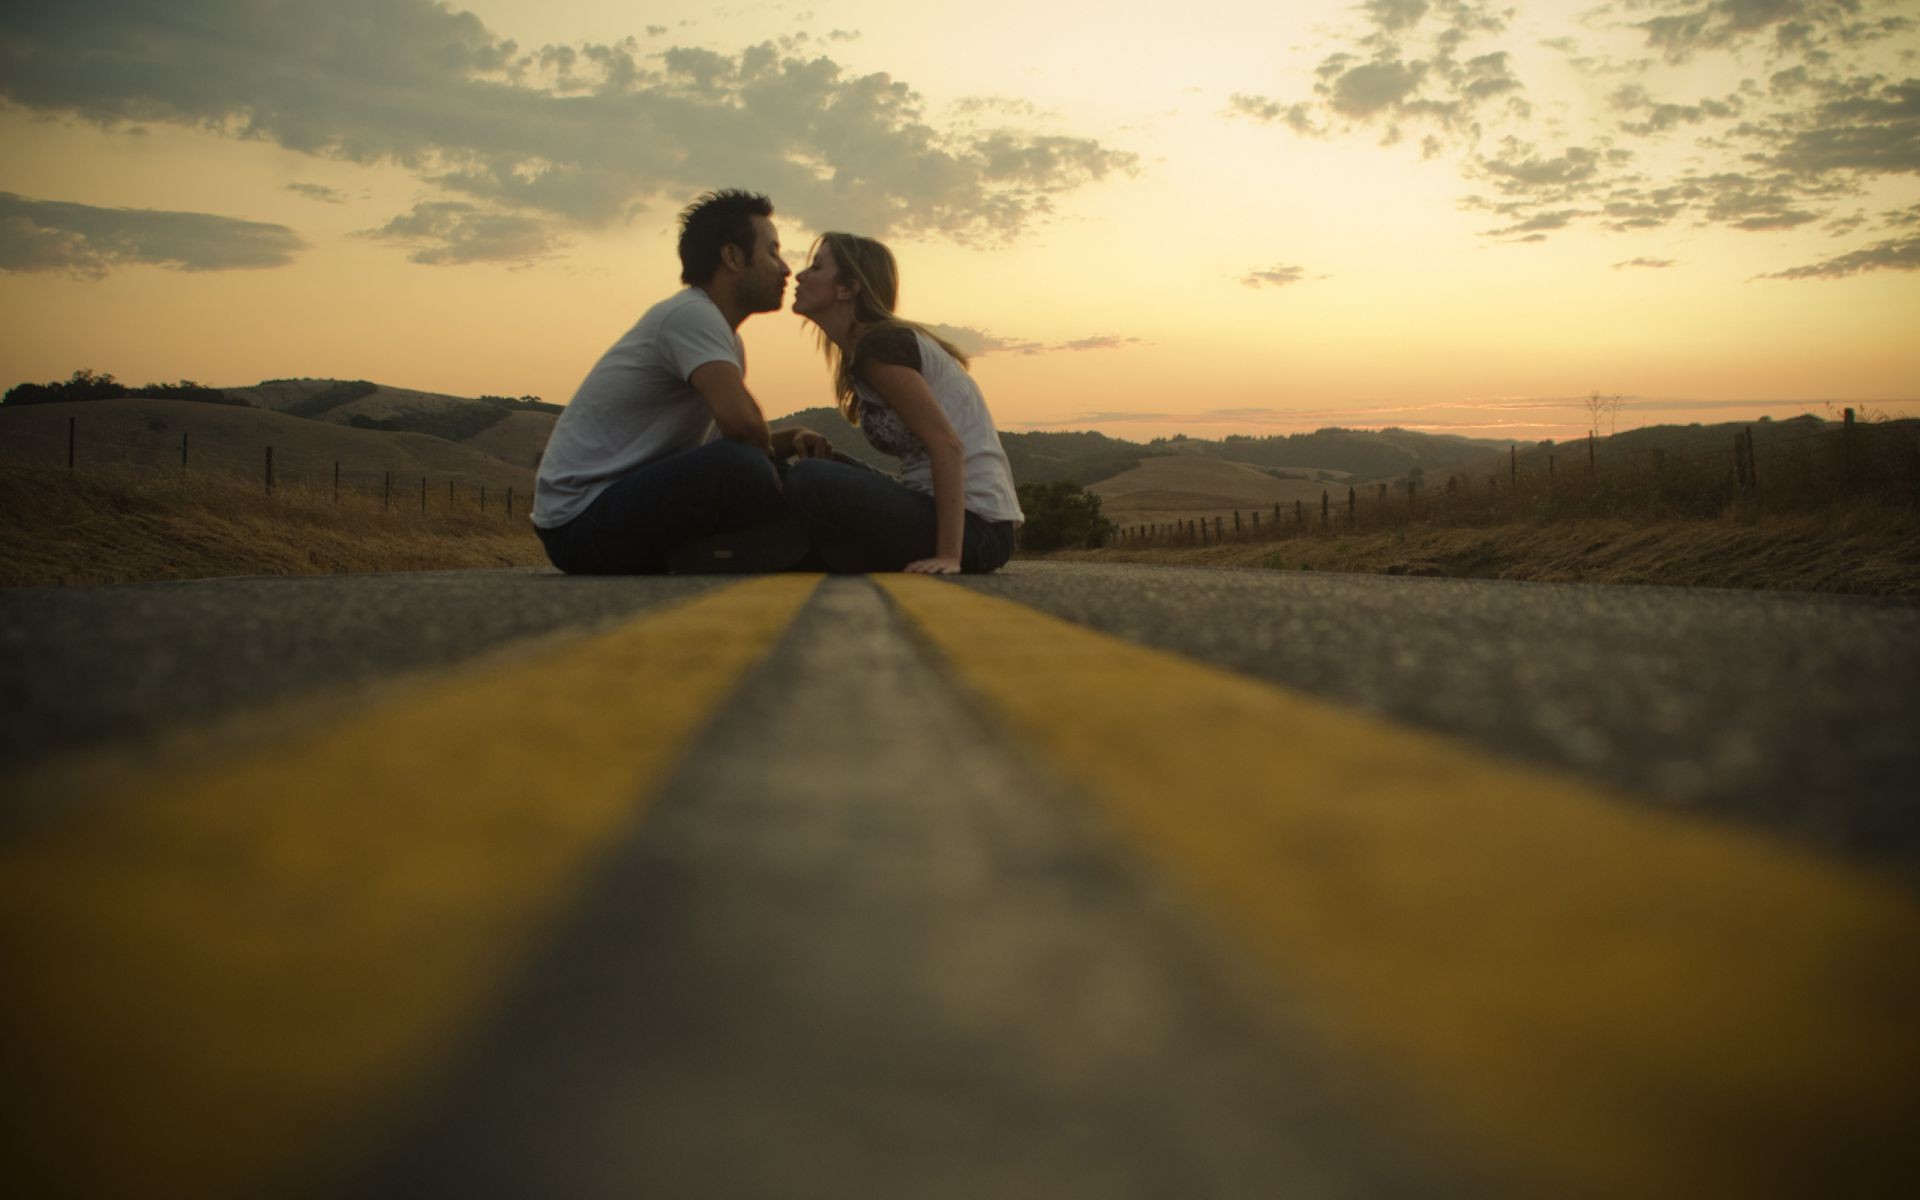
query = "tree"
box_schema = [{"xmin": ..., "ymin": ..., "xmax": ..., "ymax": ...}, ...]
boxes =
[
  {"xmin": 1586, "ymin": 390, "xmax": 1626, "ymax": 437},
  {"xmin": 1015, "ymin": 480, "xmax": 1114, "ymax": 552},
  {"xmin": 3, "ymin": 369, "xmax": 130, "ymax": 405}
]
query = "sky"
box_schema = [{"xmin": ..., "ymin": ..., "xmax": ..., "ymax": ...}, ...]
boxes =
[{"xmin": 1, "ymin": 0, "xmax": 1915, "ymax": 441}]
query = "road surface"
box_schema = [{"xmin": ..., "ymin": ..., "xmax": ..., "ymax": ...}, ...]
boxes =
[{"xmin": 3, "ymin": 563, "xmax": 1916, "ymax": 1199}]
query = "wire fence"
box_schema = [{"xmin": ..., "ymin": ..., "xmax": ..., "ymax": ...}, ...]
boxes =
[
  {"xmin": 1110, "ymin": 414, "xmax": 1920, "ymax": 549},
  {"xmin": 6, "ymin": 412, "xmax": 532, "ymax": 520}
]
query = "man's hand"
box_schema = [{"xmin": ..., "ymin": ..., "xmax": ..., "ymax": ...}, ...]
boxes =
[{"xmin": 773, "ymin": 426, "xmax": 834, "ymax": 460}]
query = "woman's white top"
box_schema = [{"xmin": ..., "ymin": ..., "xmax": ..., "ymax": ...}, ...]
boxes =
[{"xmin": 851, "ymin": 327, "xmax": 1024, "ymax": 524}]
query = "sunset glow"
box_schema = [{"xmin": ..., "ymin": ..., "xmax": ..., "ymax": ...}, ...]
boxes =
[{"xmin": 2, "ymin": 0, "xmax": 1915, "ymax": 441}]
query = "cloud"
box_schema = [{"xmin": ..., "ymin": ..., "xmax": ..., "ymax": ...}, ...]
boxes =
[
  {"xmin": 1630, "ymin": 0, "xmax": 1912, "ymax": 64},
  {"xmin": 1761, "ymin": 234, "xmax": 1920, "ymax": 278},
  {"xmin": 0, "ymin": 0, "xmax": 1133, "ymax": 262},
  {"xmin": 286, "ymin": 182, "xmax": 350, "ymax": 204},
  {"xmin": 1613, "ymin": 256, "xmax": 1678, "ymax": 268},
  {"xmin": 0, "ymin": 191, "xmax": 306, "ymax": 280},
  {"xmin": 1054, "ymin": 335, "xmax": 1144, "ymax": 352},
  {"xmin": 925, "ymin": 323, "xmax": 1140, "ymax": 356},
  {"xmin": 358, "ymin": 201, "xmax": 557, "ymax": 265},
  {"xmin": 1241, "ymin": 264, "xmax": 1311, "ymax": 287},
  {"xmin": 1225, "ymin": 0, "xmax": 1917, "ymax": 276},
  {"xmin": 1230, "ymin": 2, "xmax": 1525, "ymax": 143}
]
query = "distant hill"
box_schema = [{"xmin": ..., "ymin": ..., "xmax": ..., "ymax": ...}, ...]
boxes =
[
  {"xmin": 1091, "ymin": 457, "xmax": 1335, "ymax": 527},
  {"xmin": 40, "ymin": 374, "xmax": 1852, "ymax": 498},
  {"xmin": 772, "ymin": 406, "xmax": 1518, "ymax": 488},
  {"xmin": 0, "ymin": 397, "xmax": 537, "ymax": 495},
  {"xmin": 1159, "ymin": 428, "xmax": 1518, "ymax": 483}
]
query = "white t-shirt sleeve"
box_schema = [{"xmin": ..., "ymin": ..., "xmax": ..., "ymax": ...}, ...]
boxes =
[{"xmin": 659, "ymin": 301, "xmax": 742, "ymax": 382}]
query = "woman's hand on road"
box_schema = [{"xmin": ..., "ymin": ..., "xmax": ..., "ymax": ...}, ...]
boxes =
[{"xmin": 904, "ymin": 555, "xmax": 962, "ymax": 575}]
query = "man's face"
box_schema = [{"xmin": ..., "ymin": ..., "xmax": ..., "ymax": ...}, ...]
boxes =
[{"xmin": 736, "ymin": 215, "xmax": 790, "ymax": 314}]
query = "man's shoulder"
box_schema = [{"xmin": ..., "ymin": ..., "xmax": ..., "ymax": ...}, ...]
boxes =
[{"xmin": 643, "ymin": 286, "xmax": 725, "ymax": 330}]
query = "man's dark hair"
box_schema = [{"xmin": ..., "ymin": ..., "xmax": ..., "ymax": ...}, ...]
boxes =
[{"xmin": 678, "ymin": 189, "xmax": 773, "ymax": 285}]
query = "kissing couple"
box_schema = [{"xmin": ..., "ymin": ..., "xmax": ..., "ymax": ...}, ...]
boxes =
[{"xmin": 530, "ymin": 189, "xmax": 1023, "ymax": 577}]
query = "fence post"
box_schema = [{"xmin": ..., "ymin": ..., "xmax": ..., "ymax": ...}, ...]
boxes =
[
  {"xmin": 506, "ymin": 486, "xmax": 513, "ymax": 519},
  {"xmin": 420, "ymin": 476, "xmax": 427, "ymax": 514},
  {"xmin": 1295, "ymin": 499, "xmax": 1304, "ymax": 529},
  {"xmin": 1745, "ymin": 427, "xmax": 1758, "ymax": 493},
  {"xmin": 1407, "ymin": 479, "xmax": 1416, "ymax": 507},
  {"xmin": 1348, "ymin": 485, "xmax": 1355, "ymax": 524},
  {"xmin": 1250, "ymin": 510, "xmax": 1259, "ymax": 531},
  {"xmin": 333, "ymin": 461, "xmax": 340, "ymax": 504},
  {"xmin": 1214, "ymin": 516, "xmax": 1223, "ymax": 541},
  {"xmin": 1273, "ymin": 502, "xmax": 1281, "ymax": 523},
  {"xmin": 384, "ymin": 471, "xmax": 391, "ymax": 511},
  {"xmin": 448, "ymin": 479, "xmax": 454, "ymax": 509},
  {"xmin": 181, "ymin": 432, "xmax": 189, "ymax": 471},
  {"xmin": 265, "ymin": 446, "xmax": 274, "ymax": 496},
  {"xmin": 480, "ymin": 484, "xmax": 487, "ymax": 512},
  {"xmin": 1233, "ymin": 511, "xmax": 1241, "ymax": 533},
  {"xmin": 1835, "ymin": 408, "xmax": 1850, "ymax": 489},
  {"xmin": 1321, "ymin": 490, "xmax": 1329, "ymax": 529},
  {"xmin": 68, "ymin": 416, "xmax": 75, "ymax": 474}
]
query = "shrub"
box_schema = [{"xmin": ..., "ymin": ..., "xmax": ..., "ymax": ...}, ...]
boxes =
[{"xmin": 1016, "ymin": 479, "xmax": 1114, "ymax": 552}]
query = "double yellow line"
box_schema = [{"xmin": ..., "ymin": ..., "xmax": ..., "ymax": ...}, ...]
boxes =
[
  {"xmin": 3, "ymin": 573, "xmax": 1915, "ymax": 1198},
  {"xmin": 1, "ymin": 575, "xmax": 818, "ymax": 1199},
  {"xmin": 878, "ymin": 576, "xmax": 1920, "ymax": 1199}
]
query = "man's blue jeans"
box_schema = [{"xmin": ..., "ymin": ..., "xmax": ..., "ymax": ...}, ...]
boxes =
[
  {"xmin": 535, "ymin": 439, "xmax": 787, "ymax": 575},
  {"xmin": 783, "ymin": 457, "xmax": 1015, "ymax": 574}
]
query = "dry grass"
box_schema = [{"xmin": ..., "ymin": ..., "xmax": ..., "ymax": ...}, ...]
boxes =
[
  {"xmin": 1071, "ymin": 419, "xmax": 1920, "ymax": 596},
  {"xmin": 0, "ymin": 397, "xmax": 537, "ymax": 491},
  {"xmin": 1046, "ymin": 507, "xmax": 1920, "ymax": 596},
  {"xmin": 0, "ymin": 463, "xmax": 548, "ymax": 587}
]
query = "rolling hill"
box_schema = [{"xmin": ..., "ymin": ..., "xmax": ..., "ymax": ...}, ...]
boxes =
[
  {"xmin": 4, "ymin": 376, "xmax": 1531, "ymax": 502},
  {"xmin": 0, "ymin": 398, "xmax": 537, "ymax": 496}
]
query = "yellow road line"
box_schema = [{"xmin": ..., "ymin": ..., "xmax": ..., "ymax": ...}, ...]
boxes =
[
  {"xmin": 0, "ymin": 574, "xmax": 820, "ymax": 1200},
  {"xmin": 877, "ymin": 575, "xmax": 1920, "ymax": 1199}
]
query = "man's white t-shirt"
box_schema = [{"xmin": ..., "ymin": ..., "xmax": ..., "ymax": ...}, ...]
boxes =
[{"xmin": 532, "ymin": 288, "xmax": 742, "ymax": 529}]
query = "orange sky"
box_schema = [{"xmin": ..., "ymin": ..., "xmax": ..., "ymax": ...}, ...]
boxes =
[{"xmin": 2, "ymin": 0, "xmax": 1915, "ymax": 442}]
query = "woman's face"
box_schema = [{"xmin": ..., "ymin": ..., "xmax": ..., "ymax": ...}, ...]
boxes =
[{"xmin": 791, "ymin": 244, "xmax": 846, "ymax": 319}]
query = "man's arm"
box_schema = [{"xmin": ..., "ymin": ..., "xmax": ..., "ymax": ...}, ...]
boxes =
[{"xmin": 688, "ymin": 360, "xmax": 772, "ymax": 455}]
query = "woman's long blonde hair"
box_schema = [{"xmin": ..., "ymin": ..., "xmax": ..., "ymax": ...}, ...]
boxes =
[{"xmin": 810, "ymin": 232, "xmax": 969, "ymax": 425}]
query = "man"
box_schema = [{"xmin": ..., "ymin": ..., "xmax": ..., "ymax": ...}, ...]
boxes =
[{"xmin": 531, "ymin": 189, "xmax": 832, "ymax": 574}]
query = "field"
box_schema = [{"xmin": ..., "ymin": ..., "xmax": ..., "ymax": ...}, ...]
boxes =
[
  {"xmin": 1061, "ymin": 416, "xmax": 1920, "ymax": 596},
  {"xmin": 1090, "ymin": 457, "xmax": 1337, "ymax": 527},
  {"xmin": 0, "ymin": 398, "xmax": 545, "ymax": 586},
  {"xmin": 0, "ymin": 398, "xmax": 537, "ymax": 494},
  {"xmin": 0, "ymin": 462, "xmax": 546, "ymax": 587},
  {"xmin": 1050, "ymin": 510, "xmax": 1920, "ymax": 596}
]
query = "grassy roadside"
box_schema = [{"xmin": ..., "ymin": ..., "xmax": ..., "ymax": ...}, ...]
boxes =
[
  {"xmin": 1, "ymin": 464, "xmax": 548, "ymax": 587},
  {"xmin": 1040, "ymin": 509, "xmax": 1920, "ymax": 597}
]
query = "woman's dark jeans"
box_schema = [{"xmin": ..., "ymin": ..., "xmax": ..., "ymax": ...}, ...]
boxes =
[{"xmin": 782, "ymin": 457, "xmax": 1014, "ymax": 574}]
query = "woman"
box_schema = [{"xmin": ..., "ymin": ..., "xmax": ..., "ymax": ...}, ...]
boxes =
[{"xmin": 785, "ymin": 233, "xmax": 1023, "ymax": 574}]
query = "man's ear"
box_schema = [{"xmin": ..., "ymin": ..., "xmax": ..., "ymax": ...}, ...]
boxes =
[{"xmin": 719, "ymin": 241, "xmax": 746, "ymax": 273}]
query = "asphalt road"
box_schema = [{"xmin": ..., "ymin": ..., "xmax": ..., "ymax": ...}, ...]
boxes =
[
  {"xmin": 956, "ymin": 563, "xmax": 1920, "ymax": 871},
  {"xmin": 6, "ymin": 561, "xmax": 1915, "ymax": 868},
  {"xmin": 3, "ymin": 562, "xmax": 1917, "ymax": 1199}
]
